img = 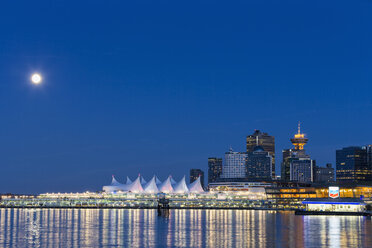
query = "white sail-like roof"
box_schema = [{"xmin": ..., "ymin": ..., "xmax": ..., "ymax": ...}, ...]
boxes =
[
  {"xmin": 173, "ymin": 176, "xmax": 189, "ymax": 194},
  {"xmin": 111, "ymin": 175, "xmax": 123, "ymax": 186},
  {"xmin": 103, "ymin": 175, "xmax": 126, "ymax": 192},
  {"xmin": 126, "ymin": 176, "xmax": 144, "ymax": 193},
  {"xmin": 140, "ymin": 176, "xmax": 147, "ymax": 185},
  {"xmin": 143, "ymin": 176, "xmax": 159, "ymax": 193},
  {"xmin": 170, "ymin": 177, "xmax": 177, "ymax": 185},
  {"xmin": 126, "ymin": 176, "xmax": 132, "ymax": 184},
  {"xmin": 158, "ymin": 176, "xmax": 174, "ymax": 193},
  {"xmin": 155, "ymin": 175, "xmax": 162, "ymax": 185},
  {"xmin": 188, "ymin": 176, "xmax": 204, "ymax": 193}
]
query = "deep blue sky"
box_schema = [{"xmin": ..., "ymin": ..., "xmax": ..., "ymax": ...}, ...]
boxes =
[{"xmin": 0, "ymin": 0, "xmax": 371, "ymax": 193}]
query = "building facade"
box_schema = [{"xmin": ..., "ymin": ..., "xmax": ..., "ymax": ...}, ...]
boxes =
[
  {"xmin": 281, "ymin": 123, "xmax": 314, "ymax": 183},
  {"xmin": 246, "ymin": 146, "xmax": 272, "ymax": 180},
  {"xmin": 208, "ymin": 157, "xmax": 223, "ymax": 185},
  {"xmin": 336, "ymin": 146, "xmax": 372, "ymax": 184},
  {"xmin": 289, "ymin": 156, "xmax": 314, "ymax": 183},
  {"xmin": 281, "ymin": 149, "xmax": 293, "ymax": 182},
  {"xmin": 221, "ymin": 148, "xmax": 247, "ymax": 179},
  {"xmin": 190, "ymin": 169, "xmax": 205, "ymax": 189},
  {"xmin": 313, "ymin": 163, "xmax": 335, "ymax": 183},
  {"xmin": 246, "ymin": 130, "xmax": 275, "ymax": 178}
]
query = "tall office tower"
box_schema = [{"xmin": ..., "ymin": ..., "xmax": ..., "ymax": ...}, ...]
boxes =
[
  {"xmin": 367, "ymin": 145, "xmax": 372, "ymax": 172},
  {"xmin": 281, "ymin": 148, "xmax": 293, "ymax": 182},
  {"xmin": 190, "ymin": 169, "xmax": 205, "ymax": 188},
  {"xmin": 336, "ymin": 146, "xmax": 372, "ymax": 184},
  {"xmin": 246, "ymin": 146, "xmax": 273, "ymax": 180},
  {"xmin": 314, "ymin": 163, "xmax": 335, "ymax": 183},
  {"xmin": 289, "ymin": 156, "xmax": 314, "ymax": 183},
  {"xmin": 247, "ymin": 130, "xmax": 275, "ymax": 178},
  {"xmin": 281, "ymin": 123, "xmax": 314, "ymax": 183},
  {"xmin": 208, "ymin": 157, "xmax": 223, "ymax": 184},
  {"xmin": 221, "ymin": 148, "xmax": 247, "ymax": 179}
]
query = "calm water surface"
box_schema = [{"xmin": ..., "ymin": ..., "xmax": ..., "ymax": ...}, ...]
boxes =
[{"xmin": 0, "ymin": 208, "xmax": 371, "ymax": 247}]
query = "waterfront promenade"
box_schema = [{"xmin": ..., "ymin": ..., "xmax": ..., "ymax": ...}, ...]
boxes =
[{"xmin": 0, "ymin": 192, "xmax": 303, "ymax": 211}]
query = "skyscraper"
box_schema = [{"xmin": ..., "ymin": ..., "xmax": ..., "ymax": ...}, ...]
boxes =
[
  {"xmin": 289, "ymin": 155, "xmax": 314, "ymax": 183},
  {"xmin": 246, "ymin": 146, "xmax": 272, "ymax": 180},
  {"xmin": 190, "ymin": 169, "xmax": 205, "ymax": 188},
  {"xmin": 221, "ymin": 148, "xmax": 247, "ymax": 179},
  {"xmin": 336, "ymin": 146, "xmax": 372, "ymax": 184},
  {"xmin": 281, "ymin": 148, "xmax": 293, "ymax": 182},
  {"xmin": 281, "ymin": 123, "xmax": 314, "ymax": 183},
  {"xmin": 208, "ymin": 157, "xmax": 223, "ymax": 184},
  {"xmin": 314, "ymin": 163, "xmax": 335, "ymax": 183},
  {"xmin": 246, "ymin": 130, "xmax": 275, "ymax": 178}
]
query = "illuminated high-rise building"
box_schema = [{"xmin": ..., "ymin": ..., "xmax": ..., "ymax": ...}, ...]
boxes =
[
  {"xmin": 246, "ymin": 146, "xmax": 272, "ymax": 180},
  {"xmin": 208, "ymin": 158, "xmax": 223, "ymax": 184},
  {"xmin": 281, "ymin": 148, "xmax": 293, "ymax": 182},
  {"xmin": 336, "ymin": 145, "xmax": 372, "ymax": 184},
  {"xmin": 281, "ymin": 123, "xmax": 314, "ymax": 183},
  {"xmin": 221, "ymin": 148, "xmax": 247, "ymax": 179},
  {"xmin": 246, "ymin": 130, "xmax": 275, "ymax": 178},
  {"xmin": 314, "ymin": 163, "xmax": 335, "ymax": 183}
]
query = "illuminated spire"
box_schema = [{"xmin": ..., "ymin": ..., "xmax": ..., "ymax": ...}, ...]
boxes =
[{"xmin": 290, "ymin": 122, "xmax": 308, "ymax": 150}]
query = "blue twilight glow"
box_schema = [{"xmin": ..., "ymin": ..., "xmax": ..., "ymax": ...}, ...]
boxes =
[{"xmin": 0, "ymin": 0, "xmax": 372, "ymax": 193}]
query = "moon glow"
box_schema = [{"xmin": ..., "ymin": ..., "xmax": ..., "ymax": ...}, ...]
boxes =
[{"xmin": 31, "ymin": 73, "xmax": 42, "ymax": 84}]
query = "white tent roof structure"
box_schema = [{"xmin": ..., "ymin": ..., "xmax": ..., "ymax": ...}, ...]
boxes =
[
  {"xmin": 173, "ymin": 176, "xmax": 189, "ymax": 194},
  {"xmin": 170, "ymin": 177, "xmax": 177, "ymax": 185},
  {"xmin": 155, "ymin": 175, "xmax": 162, "ymax": 185},
  {"xmin": 143, "ymin": 176, "xmax": 159, "ymax": 193},
  {"xmin": 103, "ymin": 174, "xmax": 204, "ymax": 194},
  {"xmin": 140, "ymin": 176, "xmax": 147, "ymax": 185},
  {"xmin": 188, "ymin": 176, "xmax": 204, "ymax": 193},
  {"xmin": 103, "ymin": 175, "xmax": 126, "ymax": 192},
  {"xmin": 126, "ymin": 176, "xmax": 144, "ymax": 193},
  {"xmin": 111, "ymin": 175, "xmax": 123, "ymax": 186},
  {"xmin": 158, "ymin": 176, "xmax": 174, "ymax": 193}
]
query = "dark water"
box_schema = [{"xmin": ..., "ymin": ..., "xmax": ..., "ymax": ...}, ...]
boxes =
[{"xmin": 0, "ymin": 209, "xmax": 371, "ymax": 247}]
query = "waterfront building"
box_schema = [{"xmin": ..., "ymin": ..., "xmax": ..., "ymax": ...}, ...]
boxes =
[
  {"xmin": 281, "ymin": 123, "xmax": 314, "ymax": 183},
  {"xmin": 313, "ymin": 163, "xmax": 335, "ymax": 183},
  {"xmin": 246, "ymin": 146, "xmax": 273, "ymax": 180},
  {"xmin": 336, "ymin": 145, "xmax": 372, "ymax": 184},
  {"xmin": 209, "ymin": 181, "xmax": 273, "ymax": 191},
  {"xmin": 208, "ymin": 157, "xmax": 223, "ymax": 184},
  {"xmin": 190, "ymin": 169, "xmax": 205, "ymax": 189},
  {"xmin": 220, "ymin": 148, "xmax": 247, "ymax": 179},
  {"xmin": 246, "ymin": 130, "xmax": 275, "ymax": 178},
  {"xmin": 302, "ymin": 198, "xmax": 366, "ymax": 213}
]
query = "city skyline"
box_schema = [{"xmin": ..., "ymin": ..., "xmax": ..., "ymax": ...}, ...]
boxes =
[
  {"xmin": 1, "ymin": 1, "xmax": 371, "ymax": 247},
  {"xmin": 1, "ymin": 0, "xmax": 372, "ymax": 194}
]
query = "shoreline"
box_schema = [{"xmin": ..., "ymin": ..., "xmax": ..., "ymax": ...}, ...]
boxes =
[{"xmin": 0, "ymin": 205, "xmax": 292, "ymax": 211}]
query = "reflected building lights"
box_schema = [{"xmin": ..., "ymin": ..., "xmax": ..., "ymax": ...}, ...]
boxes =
[{"xmin": 0, "ymin": 209, "xmax": 371, "ymax": 247}]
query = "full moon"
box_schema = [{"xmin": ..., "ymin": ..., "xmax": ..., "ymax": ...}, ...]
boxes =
[{"xmin": 31, "ymin": 73, "xmax": 42, "ymax": 84}]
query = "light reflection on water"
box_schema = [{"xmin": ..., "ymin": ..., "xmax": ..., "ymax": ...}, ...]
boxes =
[{"xmin": 0, "ymin": 209, "xmax": 371, "ymax": 247}]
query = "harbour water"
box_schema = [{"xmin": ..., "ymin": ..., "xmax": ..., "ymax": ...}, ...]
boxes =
[{"xmin": 0, "ymin": 208, "xmax": 371, "ymax": 247}]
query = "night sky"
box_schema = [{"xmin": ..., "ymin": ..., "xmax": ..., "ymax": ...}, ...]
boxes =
[{"xmin": 1, "ymin": 0, "xmax": 371, "ymax": 193}]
